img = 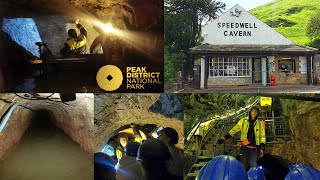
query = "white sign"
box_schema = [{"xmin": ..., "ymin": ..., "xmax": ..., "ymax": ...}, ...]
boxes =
[{"xmin": 202, "ymin": 4, "xmax": 294, "ymax": 45}]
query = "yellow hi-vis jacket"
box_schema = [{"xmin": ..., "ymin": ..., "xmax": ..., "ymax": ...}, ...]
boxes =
[
  {"xmin": 66, "ymin": 34, "xmax": 86, "ymax": 50},
  {"xmin": 228, "ymin": 117, "xmax": 266, "ymax": 145}
]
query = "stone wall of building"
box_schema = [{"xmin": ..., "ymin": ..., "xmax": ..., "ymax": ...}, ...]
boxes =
[
  {"xmin": 313, "ymin": 54, "xmax": 320, "ymax": 84},
  {"xmin": 207, "ymin": 77, "xmax": 251, "ymax": 86},
  {"xmin": 273, "ymin": 73, "xmax": 307, "ymax": 85},
  {"xmin": 270, "ymin": 56, "xmax": 308, "ymax": 85}
]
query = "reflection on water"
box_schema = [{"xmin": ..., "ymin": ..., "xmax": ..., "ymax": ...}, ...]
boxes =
[{"xmin": 0, "ymin": 114, "xmax": 93, "ymax": 180}]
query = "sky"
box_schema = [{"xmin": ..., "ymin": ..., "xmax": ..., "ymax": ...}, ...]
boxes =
[{"xmin": 221, "ymin": 0, "xmax": 275, "ymax": 11}]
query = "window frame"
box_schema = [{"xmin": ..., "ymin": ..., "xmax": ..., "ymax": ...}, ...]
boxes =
[
  {"xmin": 278, "ymin": 59, "xmax": 295, "ymax": 74},
  {"xmin": 208, "ymin": 57, "xmax": 252, "ymax": 77}
]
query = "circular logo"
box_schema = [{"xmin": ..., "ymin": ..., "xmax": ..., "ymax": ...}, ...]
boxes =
[{"xmin": 96, "ymin": 65, "xmax": 123, "ymax": 91}]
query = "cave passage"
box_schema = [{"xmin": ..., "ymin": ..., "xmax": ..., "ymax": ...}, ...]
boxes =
[{"xmin": 0, "ymin": 109, "xmax": 93, "ymax": 180}]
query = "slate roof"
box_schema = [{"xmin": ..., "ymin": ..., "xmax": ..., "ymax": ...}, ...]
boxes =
[{"xmin": 190, "ymin": 44, "xmax": 318, "ymax": 55}]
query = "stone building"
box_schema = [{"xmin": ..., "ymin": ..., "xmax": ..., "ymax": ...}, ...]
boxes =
[{"xmin": 190, "ymin": 5, "xmax": 318, "ymax": 89}]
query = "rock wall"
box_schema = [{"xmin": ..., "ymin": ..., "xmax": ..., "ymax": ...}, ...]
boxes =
[
  {"xmin": 270, "ymin": 99, "xmax": 320, "ymax": 169},
  {"xmin": 95, "ymin": 94, "xmax": 184, "ymax": 150},
  {"xmin": 0, "ymin": 97, "xmax": 32, "ymax": 160},
  {"xmin": 0, "ymin": 93, "xmax": 94, "ymax": 160}
]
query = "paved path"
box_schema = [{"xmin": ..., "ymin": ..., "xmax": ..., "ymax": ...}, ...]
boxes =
[{"xmin": 177, "ymin": 85, "xmax": 320, "ymax": 93}]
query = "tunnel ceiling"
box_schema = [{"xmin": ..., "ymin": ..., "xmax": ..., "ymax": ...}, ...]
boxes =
[
  {"xmin": 95, "ymin": 94, "xmax": 184, "ymax": 150},
  {"xmin": 0, "ymin": 0, "xmax": 73, "ymax": 17},
  {"xmin": 0, "ymin": 0, "xmax": 163, "ymax": 30}
]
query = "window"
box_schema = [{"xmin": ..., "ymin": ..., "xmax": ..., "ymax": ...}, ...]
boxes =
[
  {"xmin": 278, "ymin": 59, "xmax": 295, "ymax": 74},
  {"xmin": 209, "ymin": 57, "xmax": 251, "ymax": 77}
]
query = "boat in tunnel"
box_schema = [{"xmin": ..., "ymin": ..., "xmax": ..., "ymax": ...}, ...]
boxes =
[
  {"xmin": 0, "ymin": 93, "xmax": 94, "ymax": 179},
  {"xmin": 94, "ymin": 94, "xmax": 184, "ymax": 180},
  {"xmin": 0, "ymin": 0, "xmax": 164, "ymax": 93}
]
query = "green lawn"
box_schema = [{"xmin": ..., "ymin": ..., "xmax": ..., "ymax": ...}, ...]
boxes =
[{"xmin": 249, "ymin": 0, "xmax": 320, "ymax": 45}]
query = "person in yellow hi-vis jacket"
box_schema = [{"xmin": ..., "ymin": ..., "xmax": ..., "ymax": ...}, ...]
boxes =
[
  {"xmin": 60, "ymin": 19, "xmax": 87, "ymax": 57},
  {"xmin": 217, "ymin": 106, "xmax": 266, "ymax": 170}
]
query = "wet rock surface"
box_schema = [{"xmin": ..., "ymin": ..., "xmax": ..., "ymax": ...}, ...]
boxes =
[
  {"xmin": 271, "ymin": 100, "xmax": 320, "ymax": 169},
  {"xmin": 0, "ymin": 93, "xmax": 94, "ymax": 160}
]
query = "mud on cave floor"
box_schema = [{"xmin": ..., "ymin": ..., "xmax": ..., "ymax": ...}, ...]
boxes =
[{"xmin": 0, "ymin": 114, "xmax": 93, "ymax": 180}]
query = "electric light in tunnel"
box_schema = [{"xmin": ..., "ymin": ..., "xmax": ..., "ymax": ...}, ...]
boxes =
[
  {"xmin": 139, "ymin": 130, "xmax": 147, "ymax": 140},
  {"xmin": 95, "ymin": 156, "xmax": 116, "ymax": 170},
  {"xmin": 102, "ymin": 23, "xmax": 114, "ymax": 33},
  {"xmin": 92, "ymin": 20, "xmax": 123, "ymax": 36},
  {"xmin": 151, "ymin": 126, "xmax": 163, "ymax": 138},
  {"xmin": 151, "ymin": 132, "xmax": 158, "ymax": 138}
]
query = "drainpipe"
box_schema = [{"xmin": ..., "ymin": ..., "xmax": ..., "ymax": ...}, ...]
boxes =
[{"xmin": 0, "ymin": 103, "xmax": 34, "ymax": 133}]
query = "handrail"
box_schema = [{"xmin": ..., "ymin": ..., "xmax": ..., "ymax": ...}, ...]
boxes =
[
  {"xmin": 184, "ymin": 100, "xmax": 260, "ymax": 179},
  {"xmin": 196, "ymin": 100, "xmax": 259, "ymax": 150},
  {"xmin": 0, "ymin": 102, "xmax": 34, "ymax": 133},
  {"xmin": 184, "ymin": 113, "xmax": 209, "ymax": 150},
  {"xmin": 198, "ymin": 104, "xmax": 231, "ymax": 149},
  {"xmin": 213, "ymin": 121, "xmax": 226, "ymax": 157},
  {"xmin": 186, "ymin": 100, "xmax": 259, "ymax": 143}
]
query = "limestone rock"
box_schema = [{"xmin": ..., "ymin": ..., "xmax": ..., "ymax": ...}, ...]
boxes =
[
  {"xmin": 0, "ymin": 93, "xmax": 94, "ymax": 160},
  {"xmin": 95, "ymin": 94, "xmax": 184, "ymax": 150}
]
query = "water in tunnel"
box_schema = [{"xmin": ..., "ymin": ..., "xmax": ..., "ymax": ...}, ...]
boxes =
[{"xmin": 0, "ymin": 109, "xmax": 93, "ymax": 180}]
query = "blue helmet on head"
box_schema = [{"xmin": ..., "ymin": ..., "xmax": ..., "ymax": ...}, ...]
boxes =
[
  {"xmin": 285, "ymin": 164, "xmax": 320, "ymax": 180},
  {"xmin": 196, "ymin": 155, "xmax": 248, "ymax": 180},
  {"xmin": 248, "ymin": 166, "xmax": 266, "ymax": 180},
  {"xmin": 157, "ymin": 127, "xmax": 179, "ymax": 144}
]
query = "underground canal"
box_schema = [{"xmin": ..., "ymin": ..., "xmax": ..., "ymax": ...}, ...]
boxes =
[{"xmin": 0, "ymin": 93, "xmax": 94, "ymax": 180}]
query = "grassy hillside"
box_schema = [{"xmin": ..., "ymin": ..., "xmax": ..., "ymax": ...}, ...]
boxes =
[{"xmin": 249, "ymin": 0, "xmax": 320, "ymax": 45}]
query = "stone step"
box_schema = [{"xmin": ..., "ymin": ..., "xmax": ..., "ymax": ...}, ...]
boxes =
[
  {"xmin": 186, "ymin": 172, "xmax": 197, "ymax": 178},
  {"xmin": 205, "ymin": 140, "xmax": 216, "ymax": 144},
  {"xmin": 203, "ymin": 143, "xmax": 214, "ymax": 149},
  {"xmin": 193, "ymin": 161, "xmax": 207, "ymax": 167},
  {"xmin": 201, "ymin": 149, "xmax": 214, "ymax": 156},
  {"xmin": 197, "ymin": 155, "xmax": 212, "ymax": 159}
]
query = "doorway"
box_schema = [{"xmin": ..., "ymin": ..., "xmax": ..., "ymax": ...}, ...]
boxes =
[{"xmin": 252, "ymin": 58, "xmax": 262, "ymax": 83}]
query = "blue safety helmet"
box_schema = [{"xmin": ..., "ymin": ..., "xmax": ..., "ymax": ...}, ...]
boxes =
[
  {"xmin": 196, "ymin": 155, "xmax": 248, "ymax": 180},
  {"xmin": 248, "ymin": 166, "xmax": 266, "ymax": 180},
  {"xmin": 285, "ymin": 164, "xmax": 320, "ymax": 180},
  {"xmin": 157, "ymin": 127, "xmax": 179, "ymax": 144}
]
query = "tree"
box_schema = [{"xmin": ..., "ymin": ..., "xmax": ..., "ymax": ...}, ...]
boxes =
[
  {"xmin": 164, "ymin": 0, "xmax": 225, "ymax": 88},
  {"xmin": 164, "ymin": 46, "xmax": 185, "ymax": 90},
  {"xmin": 307, "ymin": 11, "xmax": 320, "ymax": 48}
]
